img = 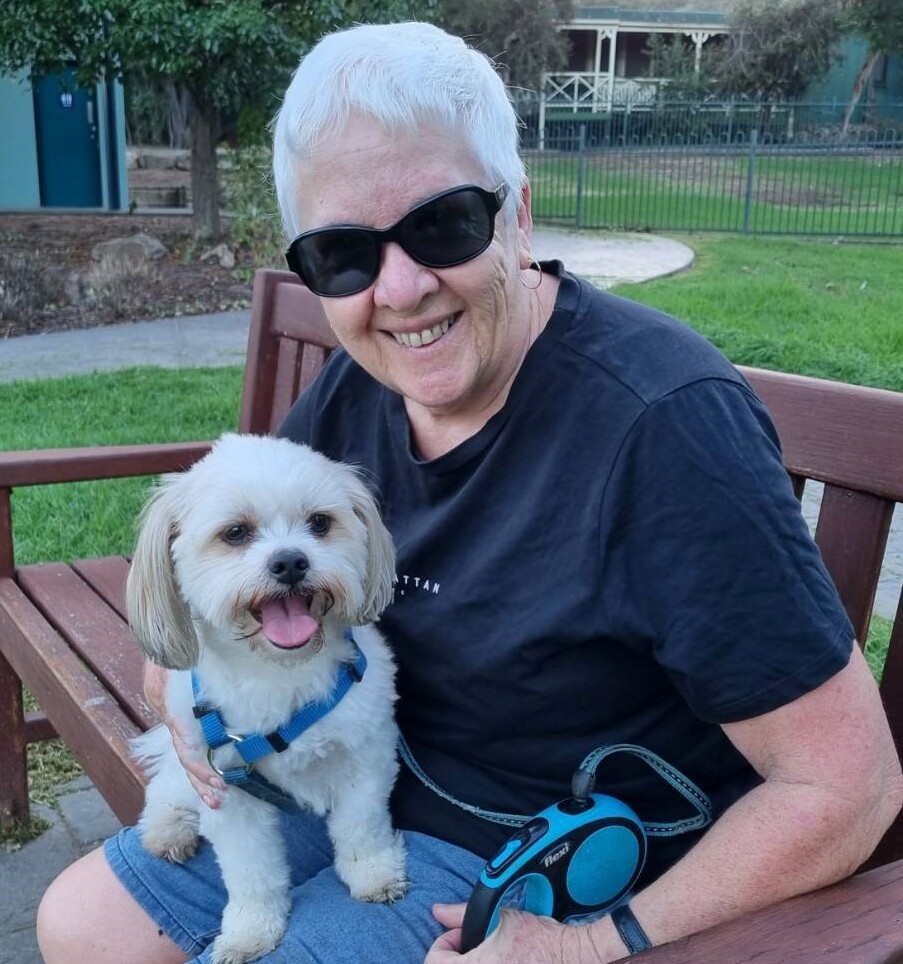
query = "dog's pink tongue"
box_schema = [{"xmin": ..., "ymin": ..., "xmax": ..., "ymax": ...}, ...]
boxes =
[{"xmin": 260, "ymin": 597, "xmax": 318, "ymax": 649}]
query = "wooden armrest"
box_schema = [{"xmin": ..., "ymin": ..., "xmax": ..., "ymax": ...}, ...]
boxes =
[
  {"xmin": 633, "ymin": 859, "xmax": 903, "ymax": 962},
  {"xmin": 0, "ymin": 442, "xmax": 212, "ymax": 488}
]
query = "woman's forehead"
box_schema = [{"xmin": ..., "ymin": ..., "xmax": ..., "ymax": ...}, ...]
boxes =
[{"xmin": 293, "ymin": 117, "xmax": 487, "ymax": 228}]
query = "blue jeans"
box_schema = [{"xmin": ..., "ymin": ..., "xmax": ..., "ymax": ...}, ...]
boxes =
[
  {"xmin": 104, "ymin": 811, "xmax": 484, "ymax": 963},
  {"xmin": 104, "ymin": 814, "xmax": 484, "ymax": 964}
]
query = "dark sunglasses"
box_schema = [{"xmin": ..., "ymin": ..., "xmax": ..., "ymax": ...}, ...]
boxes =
[{"xmin": 285, "ymin": 183, "xmax": 510, "ymax": 298}]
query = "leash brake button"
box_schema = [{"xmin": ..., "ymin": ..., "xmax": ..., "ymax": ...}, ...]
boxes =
[{"xmin": 485, "ymin": 817, "xmax": 549, "ymax": 879}]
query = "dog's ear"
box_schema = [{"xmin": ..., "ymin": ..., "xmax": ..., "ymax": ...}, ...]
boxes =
[
  {"xmin": 126, "ymin": 476, "xmax": 199, "ymax": 669},
  {"xmin": 347, "ymin": 472, "xmax": 396, "ymax": 624}
]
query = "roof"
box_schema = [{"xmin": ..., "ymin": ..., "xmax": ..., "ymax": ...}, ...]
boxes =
[{"xmin": 570, "ymin": 3, "xmax": 738, "ymax": 26}]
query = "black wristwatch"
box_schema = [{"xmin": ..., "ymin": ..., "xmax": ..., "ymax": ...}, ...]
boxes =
[{"xmin": 610, "ymin": 903, "xmax": 653, "ymax": 955}]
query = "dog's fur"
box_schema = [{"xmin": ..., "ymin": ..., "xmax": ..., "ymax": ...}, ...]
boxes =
[{"xmin": 127, "ymin": 434, "xmax": 407, "ymax": 964}]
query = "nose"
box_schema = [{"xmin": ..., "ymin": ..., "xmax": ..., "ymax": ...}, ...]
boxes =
[
  {"xmin": 372, "ymin": 241, "xmax": 440, "ymax": 312},
  {"xmin": 267, "ymin": 550, "xmax": 310, "ymax": 586}
]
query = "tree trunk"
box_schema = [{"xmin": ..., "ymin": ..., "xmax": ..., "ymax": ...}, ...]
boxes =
[
  {"xmin": 841, "ymin": 49, "xmax": 881, "ymax": 138},
  {"xmin": 188, "ymin": 90, "xmax": 220, "ymax": 240}
]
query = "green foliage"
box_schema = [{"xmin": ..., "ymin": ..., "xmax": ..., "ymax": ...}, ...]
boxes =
[
  {"xmin": 644, "ymin": 35, "xmax": 720, "ymax": 101},
  {"xmin": 844, "ymin": 0, "xmax": 903, "ymax": 55},
  {"xmin": 436, "ymin": 0, "xmax": 574, "ymax": 88},
  {"xmin": 717, "ymin": 0, "xmax": 844, "ymax": 100},
  {"xmin": 225, "ymin": 143, "xmax": 285, "ymax": 278}
]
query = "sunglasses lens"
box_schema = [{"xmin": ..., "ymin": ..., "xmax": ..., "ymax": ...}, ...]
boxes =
[
  {"xmin": 293, "ymin": 229, "xmax": 380, "ymax": 298},
  {"xmin": 403, "ymin": 189, "xmax": 494, "ymax": 267},
  {"xmin": 286, "ymin": 186, "xmax": 503, "ymax": 297}
]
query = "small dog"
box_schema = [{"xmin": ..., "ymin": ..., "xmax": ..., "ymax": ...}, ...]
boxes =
[{"xmin": 127, "ymin": 434, "xmax": 407, "ymax": 964}]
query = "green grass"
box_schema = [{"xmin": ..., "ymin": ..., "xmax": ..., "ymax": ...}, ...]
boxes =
[
  {"xmin": 609, "ymin": 235, "xmax": 903, "ymax": 392},
  {"xmin": 4, "ymin": 366, "xmax": 243, "ymax": 565},
  {"xmin": 529, "ymin": 151, "xmax": 903, "ymax": 235}
]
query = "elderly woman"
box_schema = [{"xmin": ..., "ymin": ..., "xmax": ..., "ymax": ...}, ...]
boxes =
[{"xmin": 38, "ymin": 20, "xmax": 900, "ymax": 964}]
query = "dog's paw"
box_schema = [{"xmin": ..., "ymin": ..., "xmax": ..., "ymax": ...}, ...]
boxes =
[
  {"xmin": 139, "ymin": 805, "xmax": 200, "ymax": 863},
  {"xmin": 339, "ymin": 833, "xmax": 409, "ymax": 904},
  {"xmin": 210, "ymin": 904, "xmax": 288, "ymax": 964}
]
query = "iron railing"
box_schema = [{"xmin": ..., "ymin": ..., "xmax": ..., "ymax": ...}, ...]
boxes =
[{"xmin": 519, "ymin": 101, "xmax": 903, "ymax": 236}]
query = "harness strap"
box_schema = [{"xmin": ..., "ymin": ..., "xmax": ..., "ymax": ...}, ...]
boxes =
[
  {"xmin": 191, "ymin": 630, "xmax": 366, "ymax": 806},
  {"xmin": 397, "ymin": 734, "xmax": 713, "ymax": 837}
]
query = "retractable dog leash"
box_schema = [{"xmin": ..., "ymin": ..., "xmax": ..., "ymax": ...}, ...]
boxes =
[{"xmin": 397, "ymin": 738, "xmax": 713, "ymax": 952}]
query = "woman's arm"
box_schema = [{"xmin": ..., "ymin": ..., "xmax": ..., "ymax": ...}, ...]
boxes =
[
  {"xmin": 426, "ymin": 646, "xmax": 903, "ymax": 963},
  {"xmin": 143, "ymin": 660, "xmax": 226, "ymax": 809}
]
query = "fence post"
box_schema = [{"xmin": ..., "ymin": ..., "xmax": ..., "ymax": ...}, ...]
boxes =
[
  {"xmin": 576, "ymin": 123, "xmax": 587, "ymax": 228},
  {"xmin": 742, "ymin": 127, "xmax": 758, "ymax": 234}
]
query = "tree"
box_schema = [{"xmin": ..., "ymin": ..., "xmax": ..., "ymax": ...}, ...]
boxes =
[
  {"xmin": 715, "ymin": 0, "xmax": 844, "ymax": 101},
  {"xmin": 436, "ymin": 0, "xmax": 574, "ymax": 90},
  {"xmin": 0, "ymin": 0, "xmax": 432, "ymax": 239},
  {"xmin": 841, "ymin": 0, "xmax": 903, "ymax": 133}
]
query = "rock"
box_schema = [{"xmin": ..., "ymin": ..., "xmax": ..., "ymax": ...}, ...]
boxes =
[
  {"xmin": 199, "ymin": 243, "xmax": 235, "ymax": 269},
  {"xmin": 64, "ymin": 271, "xmax": 95, "ymax": 307},
  {"xmin": 91, "ymin": 233, "xmax": 168, "ymax": 263},
  {"xmin": 125, "ymin": 149, "xmax": 139, "ymax": 170}
]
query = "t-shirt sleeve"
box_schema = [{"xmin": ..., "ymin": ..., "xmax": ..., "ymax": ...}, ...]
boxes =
[{"xmin": 600, "ymin": 377, "xmax": 854, "ymax": 724}]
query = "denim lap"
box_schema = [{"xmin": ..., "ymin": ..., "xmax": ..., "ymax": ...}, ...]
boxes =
[{"xmin": 104, "ymin": 809, "xmax": 483, "ymax": 963}]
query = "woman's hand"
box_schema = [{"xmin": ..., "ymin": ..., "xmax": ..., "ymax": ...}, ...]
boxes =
[
  {"xmin": 143, "ymin": 661, "xmax": 226, "ymax": 808},
  {"xmin": 425, "ymin": 903, "xmax": 624, "ymax": 964}
]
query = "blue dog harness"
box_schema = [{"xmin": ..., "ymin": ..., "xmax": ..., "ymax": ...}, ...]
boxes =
[{"xmin": 191, "ymin": 631, "xmax": 367, "ymax": 812}]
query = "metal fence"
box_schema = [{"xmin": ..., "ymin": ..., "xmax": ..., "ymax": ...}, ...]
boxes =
[{"xmin": 520, "ymin": 101, "xmax": 903, "ymax": 236}]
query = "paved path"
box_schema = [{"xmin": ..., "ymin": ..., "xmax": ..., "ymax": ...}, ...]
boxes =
[{"xmin": 0, "ymin": 229, "xmax": 693, "ymax": 382}]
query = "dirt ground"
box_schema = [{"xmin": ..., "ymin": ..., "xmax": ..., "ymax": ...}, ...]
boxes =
[{"xmin": 0, "ymin": 212, "xmax": 254, "ymax": 340}]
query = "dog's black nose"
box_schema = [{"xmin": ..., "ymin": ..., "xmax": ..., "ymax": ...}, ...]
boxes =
[{"xmin": 268, "ymin": 550, "xmax": 310, "ymax": 586}]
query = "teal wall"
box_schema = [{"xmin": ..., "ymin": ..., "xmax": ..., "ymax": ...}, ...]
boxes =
[
  {"xmin": 804, "ymin": 36, "xmax": 903, "ymax": 109},
  {"xmin": 0, "ymin": 71, "xmax": 41, "ymax": 209}
]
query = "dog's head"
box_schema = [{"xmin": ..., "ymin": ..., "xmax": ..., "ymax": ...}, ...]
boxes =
[{"xmin": 126, "ymin": 434, "xmax": 395, "ymax": 669}]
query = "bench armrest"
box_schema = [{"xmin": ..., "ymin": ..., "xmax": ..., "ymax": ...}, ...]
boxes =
[{"xmin": 0, "ymin": 442, "xmax": 212, "ymax": 488}]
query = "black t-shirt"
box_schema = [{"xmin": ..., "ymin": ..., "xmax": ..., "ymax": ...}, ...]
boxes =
[{"xmin": 278, "ymin": 265, "xmax": 853, "ymax": 884}]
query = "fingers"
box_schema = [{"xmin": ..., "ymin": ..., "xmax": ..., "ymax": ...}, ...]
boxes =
[
  {"xmin": 143, "ymin": 660, "xmax": 225, "ymax": 807},
  {"xmin": 432, "ymin": 903, "xmax": 467, "ymax": 929}
]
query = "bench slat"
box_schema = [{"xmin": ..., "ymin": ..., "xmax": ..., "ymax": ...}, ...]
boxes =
[
  {"xmin": 16, "ymin": 563, "xmax": 153, "ymax": 731},
  {"xmin": 742, "ymin": 367, "xmax": 903, "ymax": 501},
  {"xmin": 0, "ymin": 578, "xmax": 145, "ymax": 825},
  {"xmin": 72, "ymin": 556, "xmax": 130, "ymax": 623},
  {"xmin": 633, "ymin": 856, "xmax": 903, "ymax": 962},
  {"xmin": 813, "ymin": 485, "xmax": 894, "ymax": 645}
]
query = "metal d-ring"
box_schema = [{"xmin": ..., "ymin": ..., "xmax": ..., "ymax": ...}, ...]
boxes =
[{"xmin": 206, "ymin": 737, "xmax": 251, "ymax": 780}]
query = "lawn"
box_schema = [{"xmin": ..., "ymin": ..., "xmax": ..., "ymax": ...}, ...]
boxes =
[{"xmin": 529, "ymin": 150, "xmax": 903, "ymax": 236}]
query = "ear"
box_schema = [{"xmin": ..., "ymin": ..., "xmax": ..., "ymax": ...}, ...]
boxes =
[
  {"xmin": 347, "ymin": 471, "xmax": 396, "ymax": 624},
  {"xmin": 516, "ymin": 178, "xmax": 535, "ymax": 270},
  {"xmin": 126, "ymin": 476, "xmax": 199, "ymax": 669}
]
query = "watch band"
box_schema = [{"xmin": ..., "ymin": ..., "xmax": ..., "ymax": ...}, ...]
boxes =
[{"xmin": 610, "ymin": 903, "xmax": 653, "ymax": 955}]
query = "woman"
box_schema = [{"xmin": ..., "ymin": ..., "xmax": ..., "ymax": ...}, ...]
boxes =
[{"xmin": 37, "ymin": 21, "xmax": 900, "ymax": 964}]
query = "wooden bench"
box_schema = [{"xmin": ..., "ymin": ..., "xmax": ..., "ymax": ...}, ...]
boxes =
[{"xmin": 1, "ymin": 268, "xmax": 902, "ymax": 960}]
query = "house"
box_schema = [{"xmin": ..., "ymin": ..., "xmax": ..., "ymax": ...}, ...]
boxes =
[
  {"xmin": 0, "ymin": 68, "xmax": 127, "ymax": 211},
  {"xmin": 544, "ymin": 2, "xmax": 902, "ymax": 121},
  {"xmin": 544, "ymin": 1, "xmax": 736, "ymax": 117}
]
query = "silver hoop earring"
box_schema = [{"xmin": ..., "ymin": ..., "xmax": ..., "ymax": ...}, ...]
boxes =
[{"xmin": 520, "ymin": 258, "xmax": 542, "ymax": 290}]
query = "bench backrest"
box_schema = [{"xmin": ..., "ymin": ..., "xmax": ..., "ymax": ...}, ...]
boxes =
[{"xmin": 244, "ymin": 269, "xmax": 903, "ymax": 866}]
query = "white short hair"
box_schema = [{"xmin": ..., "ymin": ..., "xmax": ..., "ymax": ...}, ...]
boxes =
[{"xmin": 272, "ymin": 21, "xmax": 525, "ymax": 238}]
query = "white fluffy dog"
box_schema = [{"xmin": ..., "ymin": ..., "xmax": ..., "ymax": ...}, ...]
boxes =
[{"xmin": 127, "ymin": 433, "xmax": 407, "ymax": 964}]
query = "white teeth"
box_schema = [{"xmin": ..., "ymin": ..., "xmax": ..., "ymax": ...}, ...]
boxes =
[{"xmin": 393, "ymin": 317, "xmax": 452, "ymax": 348}]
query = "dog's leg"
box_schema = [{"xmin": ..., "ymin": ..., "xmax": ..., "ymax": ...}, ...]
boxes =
[
  {"xmin": 137, "ymin": 745, "xmax": 201, "ymax": 864},
  {"xmin": 327, "ymin": 766, "xmax": 408, "ymax": 904},
  {"xmin": 201, "ymin": 789, "xmax": 291, "ymax": 964}
]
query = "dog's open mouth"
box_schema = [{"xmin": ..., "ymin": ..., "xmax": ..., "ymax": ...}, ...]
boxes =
[{"xmin": 251, "ymin": 595, "xmax": 320, "ymax": 650}]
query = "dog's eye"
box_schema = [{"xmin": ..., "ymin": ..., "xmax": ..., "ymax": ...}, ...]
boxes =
[
  {"xmin": 221, "ymin": 523, "xmax": 252, "ymax": 546},
  {"xmin": 308, "ymin": 513, "xmax": 332, "ymax": 537}
]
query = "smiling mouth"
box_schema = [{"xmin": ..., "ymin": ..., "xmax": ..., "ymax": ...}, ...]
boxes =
[
  {"xmin": 391, "ymin": 314, "xmax": 459, "ymax": 348},
  {"xmin": 248, "ymin": 592, "xmax": 332, "ymax": 650}
]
